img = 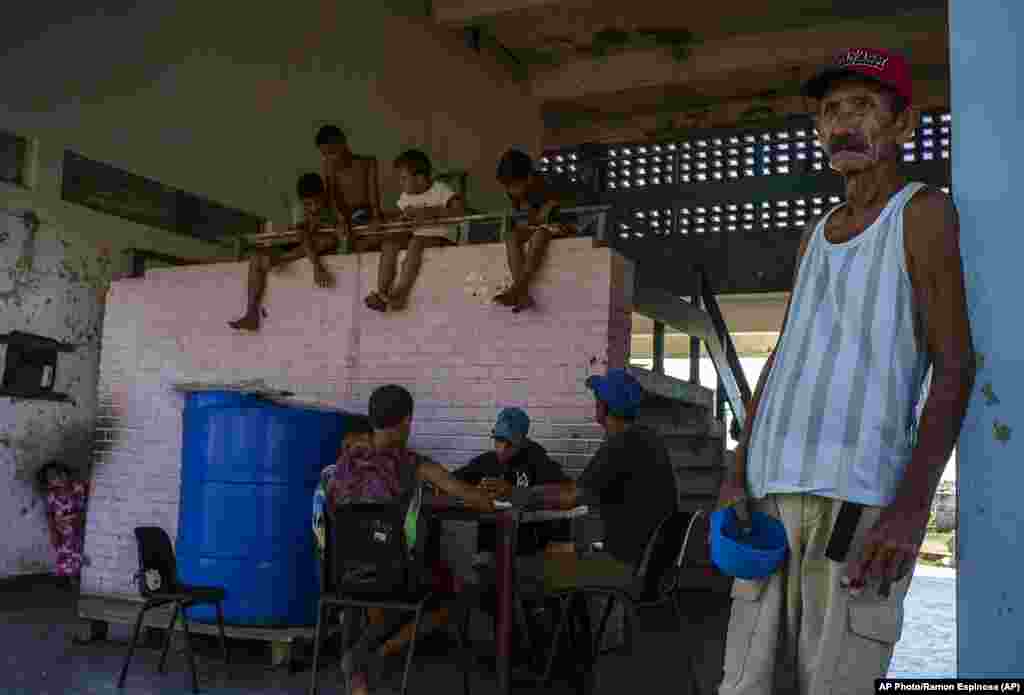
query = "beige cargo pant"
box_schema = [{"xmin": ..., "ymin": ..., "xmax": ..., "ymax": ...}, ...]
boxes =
[{"xmin": 718, "ymin": 494, "xmax": 915, "ymax": 695}]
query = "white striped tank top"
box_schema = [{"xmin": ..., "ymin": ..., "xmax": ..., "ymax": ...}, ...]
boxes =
[{"xmin": 746, "ymin": 182, "xmax": 932, "ymax": 506}]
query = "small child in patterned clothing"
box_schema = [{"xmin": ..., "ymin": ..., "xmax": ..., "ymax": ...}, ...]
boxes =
[
  {"xmin": 36, "ymin": 462, "xmax": 89, "ymax": 590},
  {"xmin": 313, "ymin": 415, "xmax": 375, "ymax": 565}
]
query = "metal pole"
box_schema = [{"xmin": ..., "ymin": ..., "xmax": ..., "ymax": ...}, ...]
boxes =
[
  {"xmin": 652, "ymin": 321, "xmax": 665, "ymax": 374},
  {"xmin": 689, "ymin": 295, "xmax": 701, "ymax": 385}
]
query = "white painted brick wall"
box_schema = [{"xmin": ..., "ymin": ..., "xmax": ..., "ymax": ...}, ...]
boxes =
[{"xmin": 81, "ymin": 240, "xmax": 633, "ymax": 596}]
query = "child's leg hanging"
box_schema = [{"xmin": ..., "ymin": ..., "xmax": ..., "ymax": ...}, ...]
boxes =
[
  {"xmin": 366, "ymin": 238, "xmax": 402, "ymax": 311},
  {"xmin": 229, "ymin": 252, "xmax": 274, "ymax": 330},
  {"xmin": 501, "ymin": 226, "xmax": 552, "ymax": 311},
  {"xmin": 387, "ymin": 237, "xmax": 429, "ymax": 311},
  {"xmin": 495, "ymin": 226, "xmax": 530, "ymax": 306}
]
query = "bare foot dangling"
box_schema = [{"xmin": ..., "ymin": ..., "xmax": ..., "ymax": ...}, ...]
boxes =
[
  {"xmin": 364, "ymin": 291, "xmax": 388, "ymax": 312},
  {"xmin": 511, "ymin": 291, "xmax": 536, "ymax": 313},
  {"xmin": 493, "ymin": 288, "xmax": 515, "ymax": 306},
  {"xmin": 228, "ymin": 313, "xmax": 260, "ymax": 331}
]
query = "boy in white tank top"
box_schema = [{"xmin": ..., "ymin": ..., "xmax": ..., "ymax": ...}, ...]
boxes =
[{"xmin": 364, "ymin": 150, "xmax": 465, "ymax": 312}]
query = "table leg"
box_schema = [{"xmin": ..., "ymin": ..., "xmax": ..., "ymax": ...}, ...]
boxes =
[{"xmin": 494, "ymin": 510, "xmax": 518, "ymax": 695}]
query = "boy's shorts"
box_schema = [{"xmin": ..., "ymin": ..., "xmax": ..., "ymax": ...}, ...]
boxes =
[{"xmin": 501, "ymin": 221, "xmax": 576, "ymax": 243}]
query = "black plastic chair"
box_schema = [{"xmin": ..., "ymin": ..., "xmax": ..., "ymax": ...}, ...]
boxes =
[
  {"xmin": 117, "ymin": 526, "xmax": 229, "ymax": 694},
  {"xmin": 310, "ymin": 492, "xmax": 474, "ymax": 695},
  {"xmin": 538, "ymin": 510, "xmax": 706, "ymax": 692}
]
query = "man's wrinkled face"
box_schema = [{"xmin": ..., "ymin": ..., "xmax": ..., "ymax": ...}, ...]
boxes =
[
  {"xmin": 319, "ymin": 140, "xmax": 352, "ymax": 169},
  {"xmin": 494, "ymin": 438, "xmax": 519, "ymax": 465},
  {"xmin": 816, "ymin": 78, "xmax": 913, "ymax": 175}
]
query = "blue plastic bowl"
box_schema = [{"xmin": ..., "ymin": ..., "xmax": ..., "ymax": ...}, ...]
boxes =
[{"xmin": 710, "ymin": 507, "xmax": 789, "ymax": 580}]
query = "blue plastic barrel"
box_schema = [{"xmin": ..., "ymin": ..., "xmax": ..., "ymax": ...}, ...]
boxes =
[{"xmin": 175, "ymin": 391, "xmax": 346, "ymax": 626}]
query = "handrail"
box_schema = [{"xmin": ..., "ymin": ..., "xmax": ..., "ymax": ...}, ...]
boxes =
[
  {"xmin": 126, "ymin": 206, "xmax": 612, "ymax": 273},
  {"xmin": 631, "ymin": 277, "xmax": 750, "ymax": 439},
  {"xmin": 242, "ymin": 204, "xmax": 613, "ymax": 249},
  {"xmin": 697, "ymin": 266, "xmax": 752, "ymax": 433}
]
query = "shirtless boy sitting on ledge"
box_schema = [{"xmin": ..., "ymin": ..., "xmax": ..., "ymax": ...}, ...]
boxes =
[
  {"xmin": 316, "ymin": 124, "xmax": 382, "ymax": 240},
  {"xmin": 228, "ymin": 126, "xmax": 382, "ymax": 332},
  {"xmin": 229, "ymin": 173, "xmax": 341, "ymax": 332}
]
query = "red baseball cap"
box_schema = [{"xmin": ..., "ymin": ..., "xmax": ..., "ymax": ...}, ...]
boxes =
[{"xmin": 802, "ymin": 48, "xmax": 912, "ymax": 106}]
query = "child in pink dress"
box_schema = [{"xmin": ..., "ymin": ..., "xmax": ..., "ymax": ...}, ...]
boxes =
[{"xmin": 36, "ymin": 462, "xmax": 89, "ymax": 589}]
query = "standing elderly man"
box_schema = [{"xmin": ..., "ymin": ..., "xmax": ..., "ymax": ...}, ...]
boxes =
[{"xmin": 716, "ymin": 48, "xmax": 975, "ymax": 694}]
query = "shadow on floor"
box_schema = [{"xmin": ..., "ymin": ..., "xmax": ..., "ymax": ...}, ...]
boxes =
[{"xmin": 1, "ymin": 575, "xmax": 731, "ymax": 695}]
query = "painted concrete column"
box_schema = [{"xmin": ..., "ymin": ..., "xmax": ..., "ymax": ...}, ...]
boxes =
[{"xmin": 949, "ymin": 0, "xmax": 1024, "ymax": 677}]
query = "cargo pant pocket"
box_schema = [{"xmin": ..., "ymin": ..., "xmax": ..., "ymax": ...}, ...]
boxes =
[
  {"xmin": 720, "ymin": 578, "xmax": 769, "ymax": 689},
  {"xmin": 830, "ymin": 598, "xmax": 904, "ymax": 694}
]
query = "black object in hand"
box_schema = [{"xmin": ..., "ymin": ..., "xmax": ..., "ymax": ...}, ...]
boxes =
[{"xmin": 506, "ymin": 487, "xmax": 540, "ymax": 508}]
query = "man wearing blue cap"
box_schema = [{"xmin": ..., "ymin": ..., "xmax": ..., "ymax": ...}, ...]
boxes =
[{"xmin": 508, "ymin": 369, "xmax": 677, "ymax": 581}]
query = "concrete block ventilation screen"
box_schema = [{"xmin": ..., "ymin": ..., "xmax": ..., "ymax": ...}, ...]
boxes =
[{"xmin": 538, "ymin": 110, "xmax": 952, "ymax": 244}]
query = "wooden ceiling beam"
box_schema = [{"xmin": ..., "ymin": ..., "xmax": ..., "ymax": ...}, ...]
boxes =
[
  {"xmin": 540, "ymin": 75, "xmax": 949, "ymax": 148},
  {"xmin": 528, "ymin": 10, "xmax": 948, "ymax": 102},
  {"xmin": 432, "ymin": 0, "xmax": 574, "ymax": 26}
]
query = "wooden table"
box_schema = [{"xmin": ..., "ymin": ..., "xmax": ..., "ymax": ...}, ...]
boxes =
[{"xmin": 428, "ymin": 499, "xmax": 590, "ymax": 694}]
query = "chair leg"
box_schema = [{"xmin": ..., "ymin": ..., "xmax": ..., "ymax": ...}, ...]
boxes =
[
  {"xmin": 158, "ymin": 603, "xmax": 180, "ymax": 674},
  {"xmin": 215, "ymin": 602, "xmax": 229, "ymax": 664},
  {"xmin": 117, "ymin": 604, "xmax": 148, "ymax": 688},
  {"xmin": 570, "ymin": 596, "xmax": 596, "ymax": 695},
  {"xmin": 339, "ymin": 607, "xmax": 356, "ymax": 689},
  {"xmin": 673, "ymin": 591, "xmax": 685, "ymax": 632},
  {"xmin": 620, "ymin": 598, "xmax": 639, "ymax": 658},
  {"xmin": 455, "ymin": 602, "xmax": 473, "ymax": 695},
  {"xmin": 309, "ymin": 600, "xmax": 327, "ymax": 695},
  {"xmin": 399, "ymin": 606, "xmax": 426, "ymax": 695},
  {"xmin": 180, "ymin": 608, "xmax": 201, "ymax": 694},
  {"xmin": 541, "ymin": 596, "xmax": 572, "ymax": 687},
  {"xmin": 513, "ymin": 594, "xmax": 533, "ymax": 653},
  {"xmin": 593, "ymin": 596, "xmax": 615, "ymax": 657}
]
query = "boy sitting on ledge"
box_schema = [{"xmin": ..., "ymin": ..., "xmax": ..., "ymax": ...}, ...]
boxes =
[
  {"xmin": 315, "ymin": 124, "xmax": 382, "ymax": 237},
  {"xmin": 229, "ymin": 173, "xmax": 341, "ymax": 332},
  {"xmin": 493, "ymin": 149, "xmax": 575, "ymax": 312},
  {"xmin": 364, "ymin": 149, "xmax": 465, "ymax": 312}
]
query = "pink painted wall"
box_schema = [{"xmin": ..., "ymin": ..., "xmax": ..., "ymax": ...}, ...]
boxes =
[{"xmin": 83, "ymin": 239, "xmax": 633, "ymax": 596}]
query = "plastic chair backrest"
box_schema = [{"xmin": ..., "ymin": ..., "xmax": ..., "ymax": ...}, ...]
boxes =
[
  {"xmin": 634, "ymin": 510, "xmax": 702, "ymax": 601},
  {"xmin": 330, "ymin": 485, "xmax": 430, "ymax": 597},
  {"xmin": 133, "ymin": 526, "xmax": 180, "ymax": 598}
]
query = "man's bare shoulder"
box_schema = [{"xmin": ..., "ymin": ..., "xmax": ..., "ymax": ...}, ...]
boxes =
[
  {"xmin": 904, "ymin": 186, "xmax": 957, "ymax": 229},
  {"xmin": 902, "ymin": 186, "xmax": 959, "ymax": 260}
]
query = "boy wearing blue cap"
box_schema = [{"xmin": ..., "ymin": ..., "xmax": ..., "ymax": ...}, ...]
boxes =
[{"xmin": 455, "ymin": 407, "xmax": 573, "ymax": 560}]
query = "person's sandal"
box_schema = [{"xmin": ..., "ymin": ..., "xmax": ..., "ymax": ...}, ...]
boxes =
[
  {"xmin": 364, "ymin": 291, "xmax": 388, "ymax": 312},
  {"xmin": 228, "ymin": 313, "xmax": 261, "ymax": 331},
  {"xmin": 511, "ymin": 293, "xmax": 536, "ymax": 313}
]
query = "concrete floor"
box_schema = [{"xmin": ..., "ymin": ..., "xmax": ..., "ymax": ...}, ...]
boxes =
[{"xmin": 1, "ymin": 575, "xmax": 731, "ymax": 695}]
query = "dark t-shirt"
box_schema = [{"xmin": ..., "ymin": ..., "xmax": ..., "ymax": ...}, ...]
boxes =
[
  {"xmin": 454, "ymin": 440, "xmax": 571, "ymax": 556},
  {"xmin": 511, "ymin": 176, "xmax": 562, "ymax": 224},
  {"xmin": 577, "ymin": 425, "xmax": 677, "ymax": 566}
]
